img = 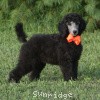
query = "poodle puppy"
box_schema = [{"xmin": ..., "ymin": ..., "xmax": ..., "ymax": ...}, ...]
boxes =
[{"xmin": 9, "ymin": 13, "xmax": 86, "ymax": 83}]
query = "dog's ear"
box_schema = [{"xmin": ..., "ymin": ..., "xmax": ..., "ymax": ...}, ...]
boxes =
[
  {"xmin": 58, "ymin": 18, "xmax": 69, "ymax": 35},
  {"xmin": 79, "ymin": 18, "xmax": 86, "ymax": 34}
]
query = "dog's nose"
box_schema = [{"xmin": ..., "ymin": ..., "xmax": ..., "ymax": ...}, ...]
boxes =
[
  {"xmin": 73, "ymin": 30, "xmax": 77, "ymax": 34},
  {"xmin": 73, "ymin": 30, "xmax": 77, "ymax": 35}
]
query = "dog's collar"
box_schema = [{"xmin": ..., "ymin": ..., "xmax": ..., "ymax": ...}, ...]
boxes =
[{"xmin": 66, "ymin": 34, "xmax": 81, "ymax": 45}]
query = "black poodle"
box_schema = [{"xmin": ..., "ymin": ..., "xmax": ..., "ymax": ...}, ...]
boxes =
[{"xmin": 9, "ymin": 13, "xmax": 86, "ymax": 83}]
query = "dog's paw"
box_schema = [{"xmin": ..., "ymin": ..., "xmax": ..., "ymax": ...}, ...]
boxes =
[{"xmin": 8, "ymin": 72, "xmax": 20, "ymax": 83}]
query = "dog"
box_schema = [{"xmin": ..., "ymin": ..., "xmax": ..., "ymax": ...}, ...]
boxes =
[{"xmin": 9, "ymin": 13, "xmax": 86, "ymax": 83}]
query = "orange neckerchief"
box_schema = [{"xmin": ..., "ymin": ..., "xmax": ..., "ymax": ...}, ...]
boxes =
[{"xmin": 66, "ymin": 33, "xmax": 81, "ymax": 45}]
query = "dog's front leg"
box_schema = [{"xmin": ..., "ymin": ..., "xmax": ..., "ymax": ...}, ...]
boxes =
[
  {"xmin": 72, "ymin": 61, "xmax": 78, "ymax": 80},
  {"xmin": 60, "ymin": 62, "xmax": 73, "ymax": 81}
]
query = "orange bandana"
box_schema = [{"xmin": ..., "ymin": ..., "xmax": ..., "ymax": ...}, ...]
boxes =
[{"xmin": 66, "ymin": 33, "xmax": 81, "ymax": 45}]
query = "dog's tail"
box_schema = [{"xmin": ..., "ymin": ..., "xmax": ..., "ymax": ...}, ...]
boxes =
[{"xmin": 15, "ymin": 23, "xmax": 27, "ymax": 43}]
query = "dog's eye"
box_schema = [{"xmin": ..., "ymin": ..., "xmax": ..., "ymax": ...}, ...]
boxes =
[{"xmin": 77, "ymin": 22, "xmax": 80, "ymax": 25}]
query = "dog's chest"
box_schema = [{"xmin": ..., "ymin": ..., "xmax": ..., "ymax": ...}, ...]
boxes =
[
  {"xmin": 58, "ymin": 41, "xmax": 82, "ymax": 60},
  {"xmin": 68, "ymin": 43, "xmax": 82, "ymax": 60}
]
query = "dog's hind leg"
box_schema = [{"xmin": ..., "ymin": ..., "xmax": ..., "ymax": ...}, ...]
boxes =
[
  {"xmin": 29, "ymin": 62, "xmax": 46, "ymax": 81},
  {"xmin": 9, "ymin": 62, "xmax": 33, "ymax": 83},
  {"xmin": 8, "ymin": 44, "xmax": 34, "ymax": 83}
]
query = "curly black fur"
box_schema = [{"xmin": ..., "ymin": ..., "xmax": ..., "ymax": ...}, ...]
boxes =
[
  {"xmin": 9, "ymin": 13, "xmax": 86, "ymax": 83},
  {"xmin": 15, "ymin": 23, "xmax": 27, "ymax": 42}
]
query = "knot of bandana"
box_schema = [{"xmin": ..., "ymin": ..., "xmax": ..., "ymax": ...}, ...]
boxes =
[{"xmin": 66, "ymin": 33, "xmax": 81, "ymax": 45}]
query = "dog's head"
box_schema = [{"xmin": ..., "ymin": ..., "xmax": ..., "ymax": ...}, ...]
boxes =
[{"xmin": 58, "ymin": 13, "xmax": 86, "ymax": 36}]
